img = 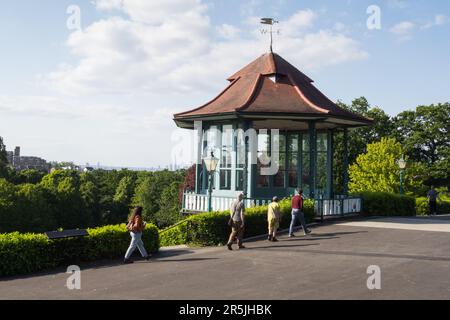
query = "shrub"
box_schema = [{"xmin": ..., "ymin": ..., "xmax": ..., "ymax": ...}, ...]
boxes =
[
  {"xmin": 416, "ymin": 197, "xmax": 450, "ymax": 216},
  {"xmin": 359, "ymin": 192, "xmax": 415, "ymax": 216},
  {"xmin": 0, "ymin": 223, "xmax": 159, "ymax": 277},
  {"xmin": 159, "ymin": 198, "xmax": 315, "ymax": 247}
]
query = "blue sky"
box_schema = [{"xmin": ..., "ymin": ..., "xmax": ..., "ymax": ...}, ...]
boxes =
[{"xmin": 0, "ymin": 0, "xmax": 449, "ymax": 167}]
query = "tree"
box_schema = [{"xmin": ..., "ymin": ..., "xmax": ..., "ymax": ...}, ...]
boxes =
[
  {"xmin": 349, "ymin": 138, "xmax": 425, "ymax": 194},
  {"xmin": 0, "ymin": 137, "xmax": 8, "ymax": 178},
  {"xmin": 154, "ymin": 182, "xmax": 182, "ymax": 228},
  {"xmin": 41, "ymin": 170, "xmax": 88, "ymax": 229},
  {"xmin": 392, "ymin": 103, "xmax": 450, "ymax": 186},
  {"xmin": 333, "ymin": 97, "xmax": 394, "ymax": 193},
  {"xmin": 14, "ymin": 184, "xmax": 55, "ymax": 232},
  {"xmin": 0, "ymin": 178, "xmax": 17, "ymax": 233},
  {"xmin": 132, "ymin": 170, "xmax": 184, "ymax": 223}
]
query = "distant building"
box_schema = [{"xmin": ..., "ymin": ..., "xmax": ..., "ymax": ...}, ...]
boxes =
[
  {"xmin": 83, "ymin": 167, "xmax": 95, "ymax": 172},
  {"xmin": 7, "ymin": 146, "xmax": 50, "ymax": 172}
]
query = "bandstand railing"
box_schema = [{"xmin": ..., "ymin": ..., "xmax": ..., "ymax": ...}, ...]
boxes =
[{"xmin": 182, "ymin": 191, "xmax": 362, "ymax": 221}]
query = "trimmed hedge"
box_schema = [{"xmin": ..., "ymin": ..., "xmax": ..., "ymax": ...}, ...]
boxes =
[
  {"xmin": 359, "ymin": 192, "xmax": 416, "ymax": 216},
  {"xmin": 160, "ymin": 198, "xmax": 315, "ymax": 247},
  {"xmin": 0, "ymin": 224, "xmax": 159, "ymax": 277},
  {"xmin": 416, "ymin": 197, "xmax": 450, "ymax": 216}
]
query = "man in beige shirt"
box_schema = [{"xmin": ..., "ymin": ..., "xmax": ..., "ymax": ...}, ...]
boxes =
[{"xmin": 227, "ymin": 193, "xmax": 246, "ymax": 250}]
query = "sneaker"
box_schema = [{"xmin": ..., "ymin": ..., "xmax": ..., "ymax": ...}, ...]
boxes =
[
  {"xmin": 305, "ymin": 229, "xmax": 312, "ymax": 235},
  {"xmin": 238, "ymin": 245, "xmax": 246, "ymax": 249},
  {"xmin": 144, "ymin": 255, "xmax": 151, "ymax": 261},
  {"xmin": 227, "ymin": 243, "xmax": 233, "ymax": 251},
  {"xmin": 123, "ymin": 259, "xmax": 134, "ymax": 264},
  {"xmin": 289, "ymin": 234, "xmax": 296, "ymax": 238},
  {"xmin": 272, "ymin": 237, "xmax": 279, "ymax": 242},
  {"xmin": 267, "ymin": 235, "xmax": 273, "ymax": 241}
]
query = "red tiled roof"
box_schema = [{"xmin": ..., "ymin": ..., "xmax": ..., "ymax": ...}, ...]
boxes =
[{"xmin": 174, "ymin": 52, "xmax": 372, "ymax": 125}]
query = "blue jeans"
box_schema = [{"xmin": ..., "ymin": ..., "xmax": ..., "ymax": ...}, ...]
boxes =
[
  {"xmin": 289, "ymin": 209, "xmax": 308, "ymax": 235},
  {"xmin": 125, "ymin": 232, "xmax": 148, "ymax": 259}
]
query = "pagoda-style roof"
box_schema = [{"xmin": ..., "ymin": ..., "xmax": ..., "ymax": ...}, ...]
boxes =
[{"xmin": 174, "ymin": 52, "xmax": 372, "ymax": 130}]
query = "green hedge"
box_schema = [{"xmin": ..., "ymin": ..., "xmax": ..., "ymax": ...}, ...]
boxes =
[
  {"xmin": 416, "ymin": 197, "xmax": 450, "ymax": 216},
  {"xmin": 0, "ymin": 224, "xmax": 159, "ymax": 277},
  {"xmin": 160, "ymin": 198, "xmax": 315, "ymax": 247},
  {"xmin": 359, "ymin": 192, "xmax": 416, "ymax": 216}
]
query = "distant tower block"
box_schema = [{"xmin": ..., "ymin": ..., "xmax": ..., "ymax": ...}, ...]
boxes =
[{"xmin": 14, "ymin": 146, "xmax": 20, "ymax": 157}]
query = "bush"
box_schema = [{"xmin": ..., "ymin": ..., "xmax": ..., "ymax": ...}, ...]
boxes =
[
  {"xmin": 416, "ymin": 197, "xmax": 450, "ymax": 216},
  {"xmin": 0, "ymin": 223, "xmax": 159, "ymax": 277},
  {"xmin": 359, "ymin": 192, "xmax": 416, "ymax": 216},
  {"xmin": 159, "ymin": 198, "xmax": 315, "ymax": 247}
]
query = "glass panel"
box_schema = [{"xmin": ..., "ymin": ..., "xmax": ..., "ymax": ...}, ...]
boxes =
[
  {"xmin": 236, "ymin": 170, "xmax": 244, "ymax": 191},
  {"xmin": 256, "ymin": 166, "xmax": 269, "ymax": 188},
  {"xmin": 236, "ymin": 129, "xmax": 245, "ymax": 169},
  {"xmin": 317, "ymin": 133, "xmax": 328, "ymax": 152},
  {"xmin": 316, "ymin": 151, "xmax": 327, "ymax": 194},
  {"xmin": 288, "ymin": 134, "xmax": 299, "ymax": 152},
  {"xmin": 220, "ymin": 169, "xmax": 231, "ymax": 190},
  {"xmin": 302, "ymin": 152, "xmax": 310, "ymax": 190},
  {"xmin": 221, "ymin": 125, "xmax": 233, "ymax": 169},
  {"xmin": 302, "ymin": 133, "xmax": 310, "ymax": 152},
  {"xmin": 288, "ymin": 170, "xmax": 298, "ymax": 188},
  {"xmin": 274, "ymin": 170, "xmax": 285, "ymax": 187},
  {"xmin": 272, "ymin": 132, "xmax": 285, "ymax": 153},
  {"xmin": 288, "ymin": 153, "xmax": 298, "ymax": 170}
]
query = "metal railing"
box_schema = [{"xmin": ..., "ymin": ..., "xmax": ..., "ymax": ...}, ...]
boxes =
[
  {"xmin": 182, "ymin": 191, "xmax": 272, "ymax": 213},
  {"xmin": 314, "ymin": 197, "xmax": 362, "ymax": 222}
]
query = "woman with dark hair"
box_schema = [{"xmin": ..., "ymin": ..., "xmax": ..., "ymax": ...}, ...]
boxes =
[{"xmin": 124, "ymin": 206, "xmax": 151, "ymax": 264}]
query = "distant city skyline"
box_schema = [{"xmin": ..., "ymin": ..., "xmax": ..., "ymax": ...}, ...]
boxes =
[{"xmin": 1, "ymin": 0, "xmax": 449, "ymax": 167}]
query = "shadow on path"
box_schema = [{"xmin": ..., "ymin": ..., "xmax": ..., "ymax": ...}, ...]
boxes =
[
  {"xmin": 245, "ymin": 243, "xmax": 320, "ymax": 251},
  {"xmin": 297, "ymin": 249, "xmax": 450, "ymax": 262}
]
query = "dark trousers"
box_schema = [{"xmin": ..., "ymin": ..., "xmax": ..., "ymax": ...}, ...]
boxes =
[{"xmin": 429, "ymin": 200, "xmax": 437, "ymax": 215}]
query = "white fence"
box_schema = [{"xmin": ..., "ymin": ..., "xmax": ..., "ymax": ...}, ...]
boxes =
[
  {"xmin": 314, "ymin": 198, "xmax": 362, "ymax": 218},
  {"xmin": 182, "ymin": 192, "xmax": 272, "ymax": 212},
  {"xmin": 183, "ymin": 191, "xmax": 362, "ymax": 218}
]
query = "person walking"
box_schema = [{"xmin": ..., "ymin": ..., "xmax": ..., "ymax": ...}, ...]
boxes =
[
  {"xmin": 227, "ymin": 193, "xmax": 246, "ymax": 250},
  {"xmin": 124, "ymin": 206, "xmax": 151, "ymax": 264},
  {"xmin": 427, "ymin": 186, "xmax": 441, "ymax": 216},
  {"xmin": 267, "ymin": 196, "xmax": 281, "ymax": 242},
  {"xmin": 289, "ymin": 188, "xmax": 311, "ymax": 237}
]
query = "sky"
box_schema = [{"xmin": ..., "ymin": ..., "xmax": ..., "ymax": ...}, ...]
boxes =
[{"xmin": 0, "ymin": 0, "xmax": 449, "ymax": 168}]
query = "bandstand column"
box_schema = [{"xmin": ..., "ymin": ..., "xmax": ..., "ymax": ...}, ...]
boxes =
[
  {"xmin": 343, "ymin": 128, "xmax": 349, "ymax": 195},
  {"xmin": 308, "ymin": 121, "xmax": 317, "ymax": 199}
]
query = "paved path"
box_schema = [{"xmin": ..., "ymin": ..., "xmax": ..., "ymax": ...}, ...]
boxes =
[
  {"xmin": 1, "ymin": 217, "xmax": 450, "ymax": 300},
  {"xmin": 339, "ymin": 216, "xmax": 450, "ymax": 233}
]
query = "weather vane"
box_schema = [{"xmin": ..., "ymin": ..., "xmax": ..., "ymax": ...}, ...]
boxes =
[{"xmin": 260, "ymin": 17, "xmax": 280, "ymax": 52}]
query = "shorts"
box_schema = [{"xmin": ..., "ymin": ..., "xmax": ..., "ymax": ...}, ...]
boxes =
[{"xmin": 268, "ymin": 218, "xmax": 280, "ymax": 230}]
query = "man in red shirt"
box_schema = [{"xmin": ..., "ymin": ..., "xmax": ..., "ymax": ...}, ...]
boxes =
[{"xmin": 289, "ymin": 188, "xmax": 311, "ymax": 237}]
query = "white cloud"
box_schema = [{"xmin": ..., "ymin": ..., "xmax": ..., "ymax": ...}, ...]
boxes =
[
  {"xmin": 422, "ymin": 14, "xmax": 449, "ymax": 29},
  {"xmin": 46, "ymin": 4, "xmax": 368, "ymax": 96},
  {"xmin": 390, "ymin": 21, "xmax": 415, "ymax": 40},
  {"xmin": 282, "ymin": 9, "xmax": 317, "ymax": 36},
  {"xmin": 387, "ymin": 0, "xmax": 409, "ymax": 9},
  {"xmin": 217, "ymin": 24, "xmax": 241, "ymax": 40}
]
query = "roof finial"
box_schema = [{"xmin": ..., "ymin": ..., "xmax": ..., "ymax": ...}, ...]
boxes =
[{"xmin": 260, "ymin": 18, "xmax": 279, "ymax": 53}]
